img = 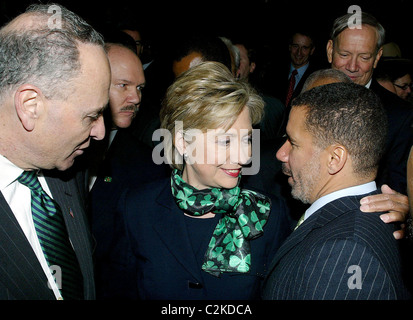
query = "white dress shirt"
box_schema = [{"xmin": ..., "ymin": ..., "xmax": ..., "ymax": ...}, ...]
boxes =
[
  {"xmin": 303, "ymin": 181, "xmax": 377, "ymax": 222},
  {"xmin": 0, "ymin": 154, "xmax": 62, "ymax": 299}
]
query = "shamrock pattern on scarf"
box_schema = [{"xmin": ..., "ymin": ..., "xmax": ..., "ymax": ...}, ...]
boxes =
[{"xmin": 171, "ymin": 169, "xmax": 271, "ymax": 276}]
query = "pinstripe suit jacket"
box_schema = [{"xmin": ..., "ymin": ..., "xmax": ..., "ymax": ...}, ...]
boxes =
[
  {"xmin": 0, "ymin": 169, "xmax": 95, "ymax": 300},
  {"xmin": 262, "ymin": 191, "xmax": 410, "ymax": 300}
]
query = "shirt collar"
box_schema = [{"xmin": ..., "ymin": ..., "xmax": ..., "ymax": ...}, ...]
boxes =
[
  {"xmin": 289, "ymin": 62, "xmax": 309, "ymax": 78},
  {"xmin": 0, "ymin": 154, "xmax": 24, "ymax": 191},
  {"xmin": 304, "ymin": 181, "xmax": 377, "ymax": 221}
]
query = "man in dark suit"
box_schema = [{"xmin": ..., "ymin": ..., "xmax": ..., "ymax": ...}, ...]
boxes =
[
  {"xmin": 262, "ymin": 82, "xmax": 410, "ymax": 300},
  {"xmin": 326, "ymin": 11, "xmax": 413, "ymax": 195},
  {"xmin": 85, "ymin": 40, "xmax": 168, "ymax": 299},
  {"xmin": 264, "ymin": 31, "xmax": 323, "ymax": 138},
  {"xmin": 0, "ymin": 4, "xmax": 110, "ymax": 299}
]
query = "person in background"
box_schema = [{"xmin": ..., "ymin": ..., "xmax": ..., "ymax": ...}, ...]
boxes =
[
  {"xmin": 375, "ymin": 58, "xmax": 413, "ymax": 101},
  {"xmin": 81, "ymin": 37, "xmax": 168, "ymax": 299},
  {"xmin": 326, "ymin": 11, "xmax": 413, "ymax": 195}
]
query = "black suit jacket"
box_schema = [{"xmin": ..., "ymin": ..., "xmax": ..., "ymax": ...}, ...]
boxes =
[
  {"xmin": 0, "ymin": 169, "xmax": 95, "ymax": 300},
  {"xmin": 370, "ymin": 80, "xmax": 413, "ymax": 194},
  {"xmin": 88, "ymin": 127, "xmax": 169, "ymax": 299},
  {"xmin": 262, "ymin": 191, "xmax": 410, "ymax": 300},
  {"xmin": 103, "ymin": 178, "xmax": 292, "ymax": 300}
]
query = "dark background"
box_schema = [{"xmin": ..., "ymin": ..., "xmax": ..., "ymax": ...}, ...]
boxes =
[{"xmin": 0, "ymin": 0, "xmax": 412, "ymax": 77}]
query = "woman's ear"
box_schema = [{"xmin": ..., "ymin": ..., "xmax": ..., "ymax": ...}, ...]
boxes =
[
  {"xmin": 14, "ymin": 84, "xmax": 44, "ymax": 132},
  {"xmin": 327, "ymin": 144, "xmax": 347, "ymax": 175},
  {"xmin": 174, "ymin": 130, "xmax": 187, "ymax": 157}
]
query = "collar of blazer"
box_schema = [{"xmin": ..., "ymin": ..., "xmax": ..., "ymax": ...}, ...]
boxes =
[
  {"xmin": 152, "ymin": 181, "xmax": 205, "ymax": 283},
  {"xmin": 44, "ymin": 171, "xmax": 95, "ymax": 299},
  {"xmin": 266, "ymin": 191, "xmax": 379, "ymax": 276},
  {"xmin": 0, "ymin": 193, "xmax": 56, "ymax": 299}
]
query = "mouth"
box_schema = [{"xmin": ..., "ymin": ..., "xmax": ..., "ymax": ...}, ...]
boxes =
[
  {"xmin": 281, "ymin": 164, "xmax": 294, "ymax": 183},
  {"xmin": 221, "ymin": 168, "xmax": 242, "ymax": 178}
]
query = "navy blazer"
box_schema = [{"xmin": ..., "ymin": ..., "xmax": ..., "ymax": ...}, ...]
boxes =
[
  {"xmin": 105, "ymin": 178, "xmax": 292, "ymax": 300},
  {"xmin": 88, "ymin": 128, "xmax": 169, "ymax": 299},
  {"xmin": 262, "ymin": 191, "xmax": 410, "ymax": 300},
  {"xmin": 0, "ymin": 169, "xmax": 95, "ymax": 300}
]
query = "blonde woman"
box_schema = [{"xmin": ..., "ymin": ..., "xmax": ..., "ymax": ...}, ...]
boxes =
[{"xmin": 110, "ymin": 62, "xmax": 292, "ymax": 299}]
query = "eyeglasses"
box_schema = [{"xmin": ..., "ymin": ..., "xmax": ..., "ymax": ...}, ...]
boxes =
[{"xmin": 393, "ymin": 83, "xmax": 413, "ymax": 91}]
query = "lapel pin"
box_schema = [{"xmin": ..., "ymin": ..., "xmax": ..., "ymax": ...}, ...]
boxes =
[{"xmin": 104, "ymin": 176, "xmax": 112, "ymax": 183}]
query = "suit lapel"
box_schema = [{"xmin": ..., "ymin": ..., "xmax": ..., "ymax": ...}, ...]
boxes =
[
  {"xmin": 152, "ymin": 185, "xmax": 204, "ymax": 282},
  {"xmin": 267, "ymin": 191, "xmax": 379, "ymax": 275},
  {"xmin": 45, "ymin": 171, "xmax": 95, "ymax": 299},
  {"xmin": 0, "ymin": 194, "xmax": 55, "ymax": 299},
  {"xmin": 267, "ymin": 212, "xmax": 318, "ymax": 272}
]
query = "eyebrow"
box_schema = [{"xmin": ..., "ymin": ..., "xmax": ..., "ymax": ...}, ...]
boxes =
[{"xmin": 115, "ymin": 79, "xmax": 146, "ymax": 86}]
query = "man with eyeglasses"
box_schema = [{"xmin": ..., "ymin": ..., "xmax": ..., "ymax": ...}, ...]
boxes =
[
  {"xmin": 393, "ymin": 73, "xmax": 412, "ymax": 101},
  {"xmin": 375, "ymin": 58, "xmax": 413, "ymax": 101}
]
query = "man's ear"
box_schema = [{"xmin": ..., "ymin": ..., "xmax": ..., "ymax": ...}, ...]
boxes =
[
  {"xmin": 326, "ymin": 144, "xmax": 347, "ymax": 175},
  {"xmin": 373, "ymin": 47, "xmax": 383, "ymax": 69},
  {"xmin": 14, "ymin": 84, "xmax": 44, "ymax": 132},
  {"xmin": 326, "ymin": 40, "xmax": 334, "ymax": 64}
]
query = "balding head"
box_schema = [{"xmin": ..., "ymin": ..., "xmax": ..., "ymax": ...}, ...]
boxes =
[
  {"xmin": 0, "ymin": 3, "xmax": 104, "ymax": 101},
  {"xmin": 302, "ymin": 68, "xmax": 352, "ymax": 92}
]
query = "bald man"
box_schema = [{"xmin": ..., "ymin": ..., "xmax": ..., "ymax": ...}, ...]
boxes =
[{"xmin": 0, "ymin": 4, "xmax": 110, "ymax": 299}]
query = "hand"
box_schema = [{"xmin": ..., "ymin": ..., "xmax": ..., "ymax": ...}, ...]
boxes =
[{"xmin": 360, "ymin": 184, "xmax": 409, "ymax": 240}]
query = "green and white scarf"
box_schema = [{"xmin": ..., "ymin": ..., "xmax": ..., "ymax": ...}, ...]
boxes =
[{"xmin": 171, "ymin": 169, "xmax": 271, "ymax": 277}]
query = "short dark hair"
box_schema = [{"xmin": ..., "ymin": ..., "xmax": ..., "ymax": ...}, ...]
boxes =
[
  {"xmin": 292, "ymin": 82, "xmax": 387, "ymax": 177},
  {"xmin": 171, "ymin": 35, "xmax": 232, "ymax": 72},
  {"xmin": 0, "ymin": 3, "xmax": 104, "ymax": 100}
]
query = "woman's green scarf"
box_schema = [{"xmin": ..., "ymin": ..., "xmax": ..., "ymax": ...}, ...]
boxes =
[{"xmin": 171, "ymin": 169, "xmax": 271, "ymax": 277}]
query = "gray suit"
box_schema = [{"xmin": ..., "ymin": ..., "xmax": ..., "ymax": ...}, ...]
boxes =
[
  {"xmin": 262, "ymin": 191, "xmax": 410, "ymax": 300},
  {"xmin": 0, "ymin": 170, "xmax": 95, "ymax": 300}
]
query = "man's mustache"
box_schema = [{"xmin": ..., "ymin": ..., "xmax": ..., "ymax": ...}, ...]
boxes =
[{"xmin": 120, "ymin": 104, "xmax": 139, "ymax": 112}]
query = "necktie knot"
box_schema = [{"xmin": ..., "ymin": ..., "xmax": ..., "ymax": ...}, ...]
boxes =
[{"xmin": 17, "ymin": 170, "xmax": 42, "ymax": 193}]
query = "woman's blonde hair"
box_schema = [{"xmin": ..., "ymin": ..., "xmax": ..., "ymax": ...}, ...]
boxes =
[{"xmin": 160, "ymin": 61, "xmax": 264, "ymax": 170}]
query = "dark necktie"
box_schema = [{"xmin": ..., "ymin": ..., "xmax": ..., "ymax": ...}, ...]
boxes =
[
  {"xmin": 17, "ymin": 171, "xmax": 83, "ymax": 300},
  {"xmin": 285, "ymin": 69, "xmax": 298, "ymax": 106}
]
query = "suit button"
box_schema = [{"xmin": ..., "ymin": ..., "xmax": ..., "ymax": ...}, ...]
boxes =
[{"xmin": 188, "ymin": 281, "xmax": 203, "ymax": 289}]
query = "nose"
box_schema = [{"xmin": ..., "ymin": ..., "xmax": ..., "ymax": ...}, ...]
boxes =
[
  {"xmin": 128, "ymin": 87, "xmax": 142, "ymax": 106},
  {"xmin": 238, "ymin": 141, "xmax": 251, "ymax": 165},
  {"xmin": 346, "ymin": 56, "xmax": 358, "ymax": 73},
  {"xmin": 276, "ymin": 140, "xmax": 290, "ymax": 162},
  {"xmin": 90, "ymin": 115, "xmax": 105, "ymax": 140}
]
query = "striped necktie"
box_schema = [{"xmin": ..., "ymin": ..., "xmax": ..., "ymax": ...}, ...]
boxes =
[
  {"xmin": 17, "ymin": 171, "xmax": 83, "ymax": 300},
  {"xmin": 285, "ymin": 69, "xmax": 298, "ymax": 106}
]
